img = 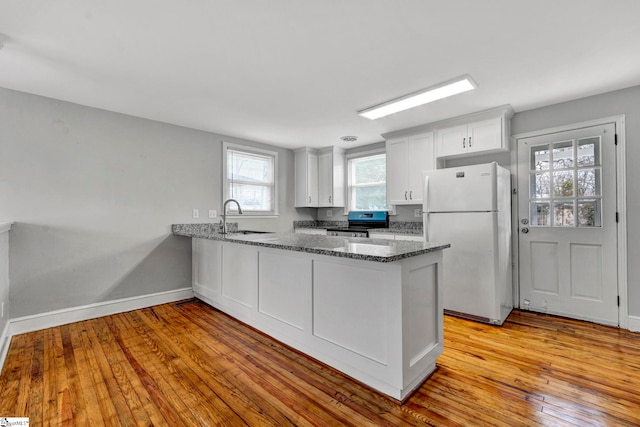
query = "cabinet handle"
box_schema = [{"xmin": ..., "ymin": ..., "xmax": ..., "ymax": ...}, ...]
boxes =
[
  {"xmin": 308, "ymin": 196, "xmax": 311, "ymax": 203},
  {"xmin": 409, "ymin": 190, "xmax": 412, "ymax": 200},
  {"xmin": 462, "ymin": 137, "xmax": 466, "ymax": 148},
  {"xmin": 469, "ymin": 136, "xmax": 472, "ymax": 147},
  {"xmin": 404, "ymin": 191, "xmax": 408, "ymax": 200},
  {"xmin": 329, "ymin": 195, "xmax": 332, "ymax": 203}
]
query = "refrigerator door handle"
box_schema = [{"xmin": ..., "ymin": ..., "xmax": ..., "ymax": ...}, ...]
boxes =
[{"xmin": 423, "ymin": 175, "xmax": 429, "ymax": 241}]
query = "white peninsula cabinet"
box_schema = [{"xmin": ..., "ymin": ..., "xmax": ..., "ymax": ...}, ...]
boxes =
[
  {"xmin": 190, "ymin": 234, "xmax": 447, "ymax": 401},
  {"xmin": 386, "ymin": 132, "xmax": 435, "ymax": 205},
  {"xmin": 435, "ymin": 106, "xmax": 514, "ymax": 159}
]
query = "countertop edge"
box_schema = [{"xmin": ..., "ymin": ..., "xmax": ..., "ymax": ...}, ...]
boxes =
[{"xmin": 173, "ymin": 229, "xmax": 449, "ymax": 263}]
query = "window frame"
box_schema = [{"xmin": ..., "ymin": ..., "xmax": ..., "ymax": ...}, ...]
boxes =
[
  {"xmin": 346, "ymin": 148, "xmax": 391, "ymax": 213},
  {"xmin": 222, "ymin": 142, "xmax": 279, "ymax": 217}
]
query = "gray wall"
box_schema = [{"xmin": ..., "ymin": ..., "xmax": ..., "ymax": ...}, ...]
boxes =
[
  {"xmin": 0, "ymin": 87, "xmax": 312, "ymax": 318},
  {"xmin": 511, "ymin": 85, "xmax": 640, "ymax": 317}
]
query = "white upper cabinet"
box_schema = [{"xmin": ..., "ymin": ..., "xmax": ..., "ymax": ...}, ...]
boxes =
[
  {"xmin": 295, "ymin": 146, "xmax": 345, "ymax": 208},
  {"xmin": 318, "ymin": 147, "xmax": 345, "ymax": 207},
  {"xmin": 294, "ymin": 148, "xmax": 319, "ymax": 207},
  {"xmin": 386, "ymin": 132, "xmax": 435, "ymax": 205},
  {"xmin": 436, "ymin": 117, "xmax": 503, "ymax": 157},
  {"xmin": 435, "ymin": 105, "xmax": 513, "ymax": 159}
]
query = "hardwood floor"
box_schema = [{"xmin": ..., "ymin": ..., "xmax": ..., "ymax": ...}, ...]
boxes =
[{"xmin": 1, "ymin": 300, "xmax": 639, "ymax": 426}]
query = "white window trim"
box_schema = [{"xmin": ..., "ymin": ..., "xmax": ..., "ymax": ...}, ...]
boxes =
[
  {"xmin": 222, "ymin": 141, "xmax": 279, "ymax": 217},
  {"xmin": 345, "ymin": 148, "xmax": 395, "ymax": 215}
]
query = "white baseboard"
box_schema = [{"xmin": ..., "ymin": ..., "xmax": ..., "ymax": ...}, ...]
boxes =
[
  {"xmin": 0, "ymin": 287, "xmax": 194, "ymax": 372},
  {"xmin": 9, "ymin": 287, "xmax": 194, "ymax": 337},
  {"xmin": 627, "ymin": 315, "xmax": 640, "ymax": 332}
]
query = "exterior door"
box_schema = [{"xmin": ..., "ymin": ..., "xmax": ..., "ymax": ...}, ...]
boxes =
[{"xmin": 517, "ymin": 123, "xmax": 618, "ymax": 326}]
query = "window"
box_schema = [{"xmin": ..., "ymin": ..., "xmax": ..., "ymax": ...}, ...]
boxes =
[
  {"xmin": 528, "ymin": 136, "xmax": 602, "ymax": 227},
  {"xmin": 223, "ymin": 142, "xmax": 278, "ymax": 216},
  {"xmin": 347, "ymin": 152, "xmax": 388, "ymax": 211}
]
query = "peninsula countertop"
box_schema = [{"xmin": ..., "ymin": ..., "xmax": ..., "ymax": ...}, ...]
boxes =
[{"xmin": 172, "ymin": 224, "xmax": 449, "ymax": 263}]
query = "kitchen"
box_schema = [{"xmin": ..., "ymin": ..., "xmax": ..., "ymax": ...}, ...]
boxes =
[{"xmin": 2, "ymin": 1, "xmax": 640, "ymax": 424}]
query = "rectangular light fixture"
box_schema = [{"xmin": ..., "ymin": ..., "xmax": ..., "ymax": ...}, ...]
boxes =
[{"xmin": 357, "ymin": 75, "xmax": 477, "ymax": 120}]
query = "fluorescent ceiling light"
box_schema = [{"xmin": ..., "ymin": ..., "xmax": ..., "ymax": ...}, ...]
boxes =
[{"xmin": 357, "ymin": 75, "xmax": 477, "ymax": 120}]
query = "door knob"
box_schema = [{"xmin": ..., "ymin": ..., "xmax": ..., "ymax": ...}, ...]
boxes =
[{"xmin": 521, "ymin": 227, "xmax": 529, "ymax": 234}]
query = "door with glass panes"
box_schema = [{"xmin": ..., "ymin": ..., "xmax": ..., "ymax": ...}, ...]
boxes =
[{"xmin": 517, "ymin": 123, "xmax": 618, "ymax": 325}]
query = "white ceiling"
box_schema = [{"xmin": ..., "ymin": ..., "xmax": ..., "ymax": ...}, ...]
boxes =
[{"xmin": 1, "ymin": 1, "xmax": 639, "ymax": 149}]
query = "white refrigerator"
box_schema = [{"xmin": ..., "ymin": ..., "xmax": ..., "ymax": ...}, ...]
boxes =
[{"xmin": 422, "ymin": 162, "xmax": 512, "ymax": 325}]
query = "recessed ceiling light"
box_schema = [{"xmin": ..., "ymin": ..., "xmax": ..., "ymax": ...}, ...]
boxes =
[
  {"xmin": 357, "ymin": 75, "xmax": 477, "ymax": 120},
  {"xmin": 340, "ymin": 135, "xmax": 359, "ymax": 143}
]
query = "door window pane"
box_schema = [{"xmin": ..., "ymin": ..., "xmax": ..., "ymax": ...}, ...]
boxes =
[
  {"xmin": 578, "ymin": 137, "xmax": 600, "ymax": 166},
  {"xmin": 577, "ymin": 199, "xmax": 601, "ymax": 227},
  {"xmin": 530, "ymin": 202, "xmax": 550, "ymax": 226},
  {"xmin": 554, "ymin": 201, "xmax": 575, "ymax": 226},
  {"xmin": 530, "ymin": 172, "xmax": 550, "ymax": 198},
  {"xmin": 528, "ymin": 135, "xmax": 602, "ymax": 228},
  {"xmin": 552, "ymin": 140, "xmax": 574, "ymax": 169},
  {"xmin": 553, "ymin": 171, "xmax": 574, "ymax": 197},
  {"xmin": 531, "ymin": 145, "xmax": 550, "ymax": 170},
  {"xmin": 577, "ymin": 168, "xmax": 600, "ymax": 196}
]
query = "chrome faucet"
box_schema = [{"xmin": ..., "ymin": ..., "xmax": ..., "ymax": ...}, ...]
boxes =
[{"xmin": 221, "ymin": 198, "xmax": 243, "ymax": 234}]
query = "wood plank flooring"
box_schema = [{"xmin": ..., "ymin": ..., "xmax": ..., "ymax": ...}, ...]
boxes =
[{"xmin": 1, "ymin": 300, "xmax": 639, "ymax": 426}]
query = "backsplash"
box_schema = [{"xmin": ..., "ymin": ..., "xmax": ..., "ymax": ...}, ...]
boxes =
[{"xmin": 293, "ymin": 220, "xmax": 422, "ymax": 232}]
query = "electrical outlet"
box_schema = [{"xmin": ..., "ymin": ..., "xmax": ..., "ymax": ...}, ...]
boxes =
[
  {"xmin": 192, "ymin": 209, "xmax": 199, "ymax": 219},
  {"xmin": 326, "ymin": 209, "xmax": 333, "ymax": 218},
  {"xmin": 414, "ymin": 208, "xmax": 423, "ymax": 217},
  {"xmin": 208, "ymin": 210, "xmax": 217, "ymax": 218}
]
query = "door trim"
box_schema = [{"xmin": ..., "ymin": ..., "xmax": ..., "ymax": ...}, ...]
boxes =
[{"xmin": 511, "ymin": 115, "xmax": 627, "ymax": 329}]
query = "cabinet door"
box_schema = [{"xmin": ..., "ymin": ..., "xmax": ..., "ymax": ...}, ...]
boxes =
[
  {"xmin": 468, "ymin": 117, "xmax": 502, "ymax": 153},
  {"xmin": 318, "ymin": 150, "xmax": 333, "ymax": 207},
  {"xmin": 295, "ymin": 149, "xmax": 318, "ymax": 207},
  {"xmin": 308, "ymin": 152, "xmax": 319, "ymax": 206},
  {"xmin": 386, "ymin": 138, "xmax": 409, "ymax": 205},
  {"xmin": 436, "ymin": 124, "xmax": 467, "ymax": 157},
  {"xmin": 395, "ymin": 234, "xmax": 424, "ymax": 242},
  {"xmin": 192, "ymin": 238, "xmax": 222, "ymax": 303},
  {"xmin": 406, "ymin": 133, "xmax": 434, "ymax": 203}
]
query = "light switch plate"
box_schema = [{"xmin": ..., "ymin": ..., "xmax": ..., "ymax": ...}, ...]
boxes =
[
  {"xmin": 326, "ymin": 209, "xmax": 333, "ymax": 218},
  {"xmin": 192, "ymin": 208, "xmax": 199, "ymax": 219}
]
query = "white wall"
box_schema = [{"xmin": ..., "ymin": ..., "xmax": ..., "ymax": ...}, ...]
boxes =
[{"xmin": 0, "ymin": 87, "xmax": 312, "ymax": 318}]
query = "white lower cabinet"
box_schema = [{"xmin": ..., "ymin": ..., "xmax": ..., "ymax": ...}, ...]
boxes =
[
  {"xmin": 395, "ymin": 234, "xmax": 424, "ymax": 242},
  {"xmin": 369, "ymin": 232, "xmax": 424, "ymax": 242},
  {"xmin": 191, "ymin": 238, "xmax": 444, "ymax": 401},
  {"xmin": 294, "ymin": 228, "xmax": 327, "ymax": 235}
]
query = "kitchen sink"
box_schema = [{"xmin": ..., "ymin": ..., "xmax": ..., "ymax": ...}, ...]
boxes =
[{"xmin": 232, "ymin": 230, "xmax": 273, "ymax": 235}]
